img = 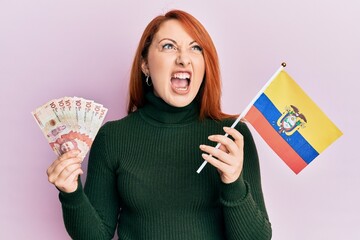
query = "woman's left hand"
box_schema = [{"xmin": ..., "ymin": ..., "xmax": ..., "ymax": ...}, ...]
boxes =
[{"xmin": 200, "ymin": 127, "xmax": 244, "ymax": 184}]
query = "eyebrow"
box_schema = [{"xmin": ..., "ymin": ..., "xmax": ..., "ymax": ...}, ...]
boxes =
[{"xmin": 158, "ymin": 38, "xmax": 197, "ymax": 45}]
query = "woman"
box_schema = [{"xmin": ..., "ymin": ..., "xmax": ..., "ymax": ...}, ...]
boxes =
[{"xmin": 47, "ymin": 9, "xmax": 272, "ymax": 240}]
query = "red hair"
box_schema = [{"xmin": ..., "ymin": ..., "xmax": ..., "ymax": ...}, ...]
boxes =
[{"xmin": 127, "ymin": 9, "xmax": 234, "ymax": 120}]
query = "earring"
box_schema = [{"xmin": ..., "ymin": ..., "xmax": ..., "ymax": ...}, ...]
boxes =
[{"xmin": 146, "ymin": 75, "xmax": 152, "ymax": 86}]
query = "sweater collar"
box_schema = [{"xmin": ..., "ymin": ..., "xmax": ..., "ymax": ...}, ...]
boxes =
[{"xmin": 139, "ymin": 91, "xmax": 199, "ymax": 125}]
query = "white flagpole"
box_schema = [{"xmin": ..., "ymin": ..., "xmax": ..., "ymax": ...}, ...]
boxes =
[{"xmin": 196, "ymin": 62, "xmax": 286, "ymax": 174}]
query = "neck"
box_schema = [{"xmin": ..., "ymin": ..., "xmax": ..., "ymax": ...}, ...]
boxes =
[{"xmin": 139, "ymin": 91, "xmax": 199, "ymax": 126}]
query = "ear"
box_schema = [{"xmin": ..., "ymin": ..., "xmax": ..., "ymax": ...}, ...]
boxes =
[{"xmin": 141, "ymin": 58, "xmax": 149, "ymax": 76}]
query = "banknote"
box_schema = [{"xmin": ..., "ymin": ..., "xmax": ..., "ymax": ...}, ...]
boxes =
[{"xmin": 32, "ymin": 97, "xmax": 108, "ymax": 159}]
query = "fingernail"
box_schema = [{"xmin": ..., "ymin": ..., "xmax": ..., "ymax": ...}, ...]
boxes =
[
  {"xmin": 223, "ymin": 126, "xmax": 230, "ymax": 131},
  {"xmin": 199, "ymin": 144, "xmax": 205, "ymax": 150},
  {"xmin": 208, "ymin": 135, "xmax": 214, "ymax": 140}
]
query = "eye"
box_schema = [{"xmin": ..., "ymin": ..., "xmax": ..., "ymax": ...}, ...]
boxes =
[
  {"xmin": 191, "ymin": 45, "xmax": 203, "ymax": 52},
  {"xmin": 162, "ymin": 43, "xmax": 176, "ymax": 50}
]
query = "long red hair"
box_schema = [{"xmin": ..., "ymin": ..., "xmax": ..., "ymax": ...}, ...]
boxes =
[{"xmin": 127, "ymin": 9, "xmax": 234, "ymax": 120}]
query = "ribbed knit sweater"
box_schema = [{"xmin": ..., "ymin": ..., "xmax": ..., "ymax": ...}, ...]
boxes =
[{"xmin": 59, "ymin": 92, "xmax": 272, "ymax": 240}]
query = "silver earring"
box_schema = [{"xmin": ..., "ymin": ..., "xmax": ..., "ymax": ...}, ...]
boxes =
[{"xmin": 146, "ymin": 75, "xmax": 152, "ymax": 86}]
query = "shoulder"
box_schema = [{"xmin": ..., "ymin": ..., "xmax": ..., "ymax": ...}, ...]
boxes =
[
  {"xmin": 92, "ymin": 112, "xmax": 142, "ymax": 150},
  {"xmin": 95, "ymin": 112, "xmax": 143, "ymax": 142},
  {"xmin": 100, "ymin": 111, "xmax": 141, "ymax": 131}
]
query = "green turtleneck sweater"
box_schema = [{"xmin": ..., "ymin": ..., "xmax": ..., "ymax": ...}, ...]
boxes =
[{"xmin": 59, "ymin": 92, "xmax": 272, "ymax": 240}]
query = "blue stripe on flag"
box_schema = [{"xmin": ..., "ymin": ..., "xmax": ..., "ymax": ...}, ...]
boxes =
[{"xmin": 253, "ymin": 93, "xmax": 319, "ymax": 164}]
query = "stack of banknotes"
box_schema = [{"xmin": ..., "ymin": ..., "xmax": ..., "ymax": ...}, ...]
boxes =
[{"xmin": 32, "ymin": 97, "xmax": 108, "ymax": 159}]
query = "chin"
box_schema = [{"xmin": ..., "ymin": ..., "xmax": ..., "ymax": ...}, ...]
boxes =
[
  {"xmin": 168, "ymin": 96, "xmax": 195, "ymax": 107},
  {"xmin": 172, "ymin": 102, "xmax": 189, "ymax": 108}
]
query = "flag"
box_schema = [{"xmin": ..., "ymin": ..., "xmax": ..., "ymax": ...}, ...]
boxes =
[{"xmin": 244, "ymin": 68, "xmax": 343, "ymax": 174}]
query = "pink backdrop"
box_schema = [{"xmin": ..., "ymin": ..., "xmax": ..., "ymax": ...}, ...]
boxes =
[{"xmin": 1, "ymin": 0, "xmax": 359, "ymax": 239}]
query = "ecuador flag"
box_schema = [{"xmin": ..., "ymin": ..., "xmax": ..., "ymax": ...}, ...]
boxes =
[{"xmin": 244, "ymin": 67, "xmax": 342, "ymax": 174}]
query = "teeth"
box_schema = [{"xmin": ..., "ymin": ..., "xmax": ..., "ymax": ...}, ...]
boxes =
[
  {"xmin": 172, "ymin": 72, "xmax": 190, "ymax": 79},
  {"xmin": 176, "ymin": 87, "xmax": 188, "ymax": 91}
]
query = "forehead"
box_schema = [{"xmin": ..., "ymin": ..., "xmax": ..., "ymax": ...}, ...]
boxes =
[{"xmin": 154, "ymin": 19, "xmax": 194, "ymax": 42}]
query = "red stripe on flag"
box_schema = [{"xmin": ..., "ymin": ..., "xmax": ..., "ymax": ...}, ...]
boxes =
[{"xmin": 245, "ymin": 105, "xmax": 308, "ymax": 174}]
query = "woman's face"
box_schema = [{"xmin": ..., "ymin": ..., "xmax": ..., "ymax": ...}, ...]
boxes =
[{"xmin": 142, "ymin": 19, "xmax": 205, "ymax": 107}]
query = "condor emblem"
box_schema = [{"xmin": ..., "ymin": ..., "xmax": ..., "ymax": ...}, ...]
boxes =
[{"xmin": 277, "ymin": 105, "xmax": 307, "ymax": 136}]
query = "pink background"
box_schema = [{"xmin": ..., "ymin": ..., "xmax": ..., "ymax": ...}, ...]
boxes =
[{"xmin": 1, "ymin": 0, "xmax": 359, "ymax": 239}]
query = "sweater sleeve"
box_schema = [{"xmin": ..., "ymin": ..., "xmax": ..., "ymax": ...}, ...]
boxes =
[
  {"xmin": 59, "ymin": 124, "xmax": 120, "ymax": 240},
  {"xmin": 220, "ymin": 122, "xmax": 272, "ymax": 240}
]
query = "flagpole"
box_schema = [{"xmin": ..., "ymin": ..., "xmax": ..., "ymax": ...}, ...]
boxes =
[{"xmin": 196, "ymin": 62, "xmax": 287, "ymax": 174}]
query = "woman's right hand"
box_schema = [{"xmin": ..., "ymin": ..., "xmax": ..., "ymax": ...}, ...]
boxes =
[{"xmin": 47, "ymin": 150, "xmax": 84, "ymax": 193}]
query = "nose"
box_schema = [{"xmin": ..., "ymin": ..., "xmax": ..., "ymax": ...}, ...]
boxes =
[{"xmin": 176, "ymin": 52, "xmax": 191, "ymax": 66}]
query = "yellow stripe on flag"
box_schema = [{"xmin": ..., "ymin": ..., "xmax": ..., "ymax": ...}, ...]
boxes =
[{"xmin": 264, "ymin": 70, "xmax": 342, "ymax": 153}]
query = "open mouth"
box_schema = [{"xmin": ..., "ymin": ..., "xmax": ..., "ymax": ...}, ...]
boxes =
[{"xmin": 171, "ymin": 72, "xmax": 191, "ymax": 92}]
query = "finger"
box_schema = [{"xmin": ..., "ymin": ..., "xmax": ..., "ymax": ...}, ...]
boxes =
[
  {"xmin": 47, "ymin": 155, "xmax": 82, "ymax": 178},
  {"xmin": 59, "ymin": 149, "xmax": 81, "ymax": 161},
  {"xmin": 47, "ymin": 150, "xmax": 81, "ymax": 174},
  {"xmin": 58, "ymin": 162, "xmax": 82, "ymax": 180},
  {"xmin": 52, "ymin": 162, "xmax": 82, "ymax": 185},
  {"xmin": 201, "ymin": 153, "xmax": 232, "ymax": 172},
  {"xmin": 63, "ymin": 166, "xmax": 83, "ymax": 184},
  {"xmin": 208, "ymin": 134, "xmax": 239, "ymax": 155},
  {"xmin": 199, "ymin": 144, "xmax": 230, "ymax": 164},
  {"xmin": 47, "ymin": 157, "xmax": 82, "ymax": 183},
  {"xmin": 66, "ymin": 168, "xmax": 83, "ymax": 183},
  {"xmin": 223, "ymin": 127, "xmax": 244, "ymax": 149},
  {"xmin": 218, "ymin": 144, "xmax": 228, "ymax": 153},
  {"xmin": 55, "ymin": 168, "xmax": 83, "ymax": 193}
]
